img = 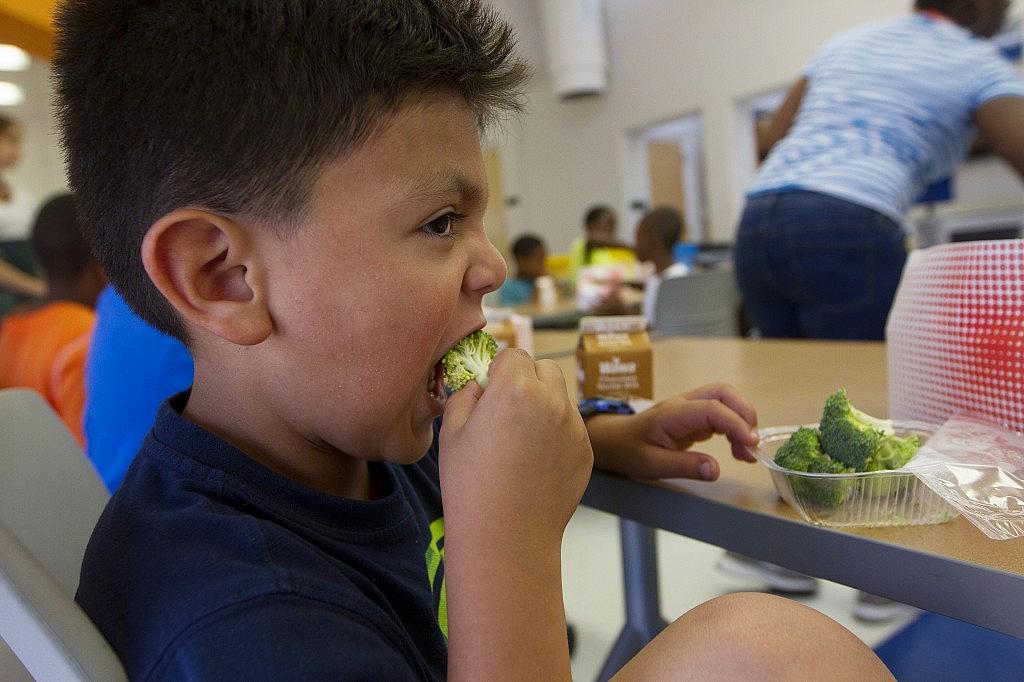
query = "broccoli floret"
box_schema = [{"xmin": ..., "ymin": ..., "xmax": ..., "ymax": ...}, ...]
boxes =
[
  {"xmin": 859, "ymin": 434, "xmax": 921, "ymax": 498},
  {"xmin": 774, "ymin": 427, "xmax": 854, "ymax": 508},
  {"xmin": 862, "ymin": 434, "xmax": 921, "ymax": 472},
  {"xmin": 794, "ymin": 455, "xmax": 856, "ymax": 508},
  {"xmin": 773, "ymin": 427, "xmax": 824, "ymax": 471},
  {"xmin": 818, "ymin": 389, "xmax": 895, "ymax": 469},
  {"xmin": 442, "ymin": 330, "xmax": 498, "ymax": 391}
]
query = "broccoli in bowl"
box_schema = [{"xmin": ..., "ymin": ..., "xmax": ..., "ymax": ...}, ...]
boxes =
[
  {"xmin": 773, "ymin": 426, "xmax": 855, "ymax": 508},
  {"xmin": 762, "ymin": 390, "xmax": 937, "ymax": 523}
]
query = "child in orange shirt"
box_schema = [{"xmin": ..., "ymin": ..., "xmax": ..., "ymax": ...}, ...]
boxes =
[{"xmin": 0, "ymin": 193, "xmax": 105, "ymax": 443}]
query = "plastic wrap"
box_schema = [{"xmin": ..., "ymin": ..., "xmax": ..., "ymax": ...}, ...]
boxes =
[{"xmin": 905, "ymin": 414, "xmax": 1024, "ymax": 540}]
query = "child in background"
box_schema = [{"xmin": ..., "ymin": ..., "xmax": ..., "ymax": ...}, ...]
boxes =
[
  {"xmin": 634, "ymin": 206, "xmax": 691, "ymax": 326},
  {"xmin": 569, "ymin": 204, "xmax": 622, "ymax": 278},
  {"xmin": 55, "ymin": 1, "xmax": 891, "ymax": 679},
  {"xmin": 0, "ymin": 193, "xmax": 105, "ymax": 444},
  {"xmin": 497, "ymin": 233, "xmax": 547, "ymax": 306},
  {"xmin": 84, "ymin": 285, "xmax": 194, "ymax": 491}
]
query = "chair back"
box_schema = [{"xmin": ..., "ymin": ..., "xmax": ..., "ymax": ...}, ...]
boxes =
[
  {"xmin": 654, "ymin": 269, "xmax": 739, "ymax": 337},
  {"xmin": 0, "ymin": 389, "xmax": 125, "ymax": 680},
  {"xmin": 0, "ymin": 523, "xmax": 126, "ymax": 681}
]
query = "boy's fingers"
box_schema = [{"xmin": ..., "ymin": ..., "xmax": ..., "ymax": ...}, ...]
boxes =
[
  {"xmin": 636, "ymin": 447, "xmax": 720, "ymax": 482},
  {"xmin": 684, "ymin": 383, "xmax": 758, "ymax": 428},
  {"xmin": 534, "ymin": 359, "xmax": 569, "ymax": 394},
  {"xmin": 441, "ymin": 381, "xmax": 483, "ymax": 432},
  {"xmin": 488, "ymin": 347, "xmax": 538, "ymax": 380},
  {"xmin": 682, "ymin": 428, "xmax": 714, "ymax": 444},
  {"xmin": 731, "ymin": 440, "xmax": 759, "ymax": 463},
  {"xmin": 660, "ymin": 400, "xmax": 760, "ymax": 448}
]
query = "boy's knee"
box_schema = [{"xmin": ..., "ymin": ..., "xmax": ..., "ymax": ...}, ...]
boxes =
[
  {"xmin": 616, "ymin": 592, "xmax": 893, "ymax": 681},
  {"xmin": 683, "ymin": 591, "xmax": 798, "ymax": 641},
  {"xmin": 688, "ymin": 592, "xmax": 893, "ymax": 679}
]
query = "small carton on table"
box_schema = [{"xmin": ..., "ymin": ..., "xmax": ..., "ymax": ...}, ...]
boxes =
[
  {"xmin": 484, "ymin": 309, "xmax": 534, "ymax": 356},
  {"xmin": 577, "ymin": 316, "xmax": 652, "ymax": 400}
]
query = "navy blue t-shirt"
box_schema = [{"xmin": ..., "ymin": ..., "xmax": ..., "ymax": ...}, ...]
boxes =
[{"xmin": 76, "ymin": 393, "xmax": 448, "ymax": 680}]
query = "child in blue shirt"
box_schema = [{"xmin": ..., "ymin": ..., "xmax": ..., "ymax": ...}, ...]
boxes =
[
  {"xmin": 54, "ymin": 1, "xmax": 891, "ymax": 679},
  {"xmin": 497, "ymin": 234, "xmax": 547, "ymax": 306},
  {"xmin": 84, "ymin": 285, "xmax": 193, "ymax": 491}
]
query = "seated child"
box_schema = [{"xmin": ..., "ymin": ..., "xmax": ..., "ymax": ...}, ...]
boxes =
[
  {"xmin": 0, "ymin": 193, "xmax": 105, "ymax": 444},
  {"xmin": 497, "ymin": 233, "xmax": 547, "ymax": 306},
  {"xmin": 634, "ymin": 206, "xmax": 691, "ymax": 326},
  {"xmin": 55, "ymin": 1, "xmax": 892, "ymax": 679},
  {"xmin": 569, "ymin": 204, "xmax": 621, "ymax": 278}
]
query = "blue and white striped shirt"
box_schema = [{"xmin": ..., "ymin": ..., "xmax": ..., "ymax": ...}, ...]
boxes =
[{"xmin": 749, "ymin": 14, "xmax": 1024, "ymax": 223}]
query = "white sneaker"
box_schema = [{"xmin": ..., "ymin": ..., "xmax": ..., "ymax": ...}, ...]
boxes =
[
  {"xmin": 715, "ymin": 552, "xmax": 819, "ymax": 595},
  {"xmin": 853, "ymin": 591, "xmax": 920, "ymax": 623}
]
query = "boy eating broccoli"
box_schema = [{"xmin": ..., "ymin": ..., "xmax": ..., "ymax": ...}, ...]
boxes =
[{"xmin": 55, "ymin": 1, "xmax": 891, "ymax": 679}]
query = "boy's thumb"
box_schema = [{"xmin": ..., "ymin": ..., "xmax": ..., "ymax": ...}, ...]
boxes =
[{"xmin": 441, "ymin": 381, "xmax": 484, "ymax": 432}]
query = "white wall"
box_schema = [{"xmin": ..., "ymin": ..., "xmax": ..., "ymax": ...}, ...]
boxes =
[
  {"xmin": 1, "ymin": 58, "xmax": 67, "ymax": 205},
  {"xmin": 487, "ymin": 0, "xmax": 1024, "ymax": 251}
]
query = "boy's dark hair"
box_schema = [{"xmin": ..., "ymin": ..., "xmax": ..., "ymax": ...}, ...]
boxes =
[
  {"xmin": 640, "ymin": 207, "xmax": 684, "ymax": 251},
  {"xmin": 31, "ymin": 193, "xmax": 94, "ymax": 285},
  {"xmin": 53, "ymin": 0, "xmax": 529, "ymax": 343},
  {"xmin": 583, "ymin": 205, "xmax": 615, "ymax": 229},
  {"xmin": 511, "ymin": 234, "xmax": 545, "ymax": 260},
  {"xmin": 0, "ymin": 114, "xmax": 14, "ymax": 136}
]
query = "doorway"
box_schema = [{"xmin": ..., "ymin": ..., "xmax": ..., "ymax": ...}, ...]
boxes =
[{"xmin": 622, "ymin": 113, "xmax": 706, "ymax": 243}]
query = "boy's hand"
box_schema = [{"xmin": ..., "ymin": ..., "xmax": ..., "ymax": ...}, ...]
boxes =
[
  {"xmin": 586, "ymin": 383, "xmax": 759, "ymax": 482},
  {"xmin": 439, "ymin": 349, "xmax": 592, "ymax": 680},
  {"xmin": 439, "ymin": 348, "xmax": 593, "ymax": 544}
]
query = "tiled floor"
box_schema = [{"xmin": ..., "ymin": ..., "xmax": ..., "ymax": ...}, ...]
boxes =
[{"xmin": 563, "ymin": 505, "xmax": 916, "ymax": 681}]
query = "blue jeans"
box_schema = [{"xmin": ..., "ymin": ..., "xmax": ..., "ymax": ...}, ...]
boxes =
[{"xmin": 734, "ymin": 190, "xmax": 907, "ymax": 341}]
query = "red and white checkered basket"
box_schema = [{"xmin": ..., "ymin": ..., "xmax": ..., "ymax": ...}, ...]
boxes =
[{"xmin": 887, "ymin": 239, "xmax": 1024, "ymax": 433}]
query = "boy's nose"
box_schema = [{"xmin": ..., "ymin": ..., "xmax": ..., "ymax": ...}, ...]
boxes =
[{"xmin": 464, "ymin": 235, "xmax": 507, "ymax": 296}]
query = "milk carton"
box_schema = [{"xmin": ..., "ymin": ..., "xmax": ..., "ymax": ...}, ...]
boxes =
[
  {"xmin": 484, "ymin": 309, "xmax": 534, "ymax": 356},
  {"xmin": 576, "ymin": 316, "xmax": 652, "ymax": 399}
]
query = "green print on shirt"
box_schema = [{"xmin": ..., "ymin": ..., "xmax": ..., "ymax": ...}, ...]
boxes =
[{"xmin": 426, "ymin": 517, "xmax": 448, "ymax": 639}]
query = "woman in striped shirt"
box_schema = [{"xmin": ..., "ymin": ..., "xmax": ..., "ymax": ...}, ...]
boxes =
[{"xmin": 735, "ymin": 0, "xmax": 1024, "ymax": 341}]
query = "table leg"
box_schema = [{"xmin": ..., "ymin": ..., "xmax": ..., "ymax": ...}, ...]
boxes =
[{"xmin": 595, "ymin": 519, "xmax": 668, "ymax": 681}]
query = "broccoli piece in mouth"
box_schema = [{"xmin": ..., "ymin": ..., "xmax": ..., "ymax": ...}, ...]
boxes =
[
  {"xmin": 819, "ymin": 388, "xmax": 895, "ymax": 469},
  {"xmin": 774, "ymin": 427, "xmax": 855, "ymax": 508},
  {"xmin": 442, "ymin": 330, "xmax": 499, "ymax": 391}
]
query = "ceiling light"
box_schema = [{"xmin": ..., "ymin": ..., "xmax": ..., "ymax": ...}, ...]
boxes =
[
  {"xmin": 0, "ymin": 45, "xmax": 30, "ymax": 72},
  {"xmin": 0, "ymin": 82, "xmax": 25, "ymax": 106}
]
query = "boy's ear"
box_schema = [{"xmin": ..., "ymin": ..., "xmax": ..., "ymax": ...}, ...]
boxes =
[{"xmin": 141, "ymin": 209, "xmax": 272, "ymax": 346}]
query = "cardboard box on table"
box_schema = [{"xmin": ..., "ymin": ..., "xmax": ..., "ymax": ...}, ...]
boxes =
[{"xmin": 577, "ymin": 316, "xmax": 653, "ymax": 400}]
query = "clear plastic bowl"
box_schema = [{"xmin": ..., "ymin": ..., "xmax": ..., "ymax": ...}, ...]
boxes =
[{"xmin": 754, "ymin": 422, "xmax": 959, "ymax": 528}]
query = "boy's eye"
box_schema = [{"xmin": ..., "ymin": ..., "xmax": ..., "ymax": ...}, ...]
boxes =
[{"xmin": 421, "ymin": 212, "xmax": 462, "ymax": 238}]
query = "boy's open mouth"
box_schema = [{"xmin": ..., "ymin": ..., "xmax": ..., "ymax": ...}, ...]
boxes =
[{"xmin": 427, "ymin": 359, "xmax": 447, "ymax": 406}]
